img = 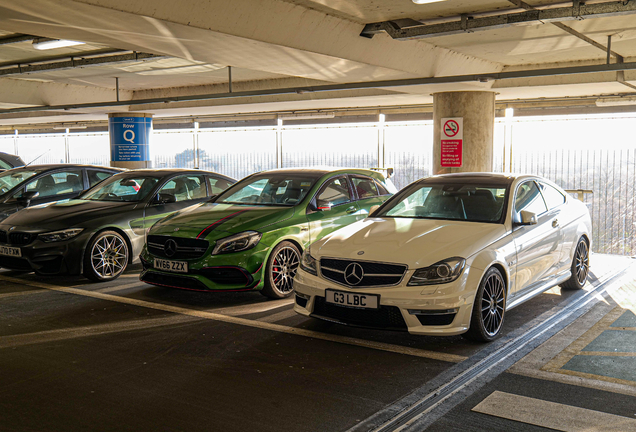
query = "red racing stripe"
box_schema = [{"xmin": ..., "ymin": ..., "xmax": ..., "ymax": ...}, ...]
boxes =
[{"xmin": 196, "ymin": 210, "xmax": 248, "ymax": 239}]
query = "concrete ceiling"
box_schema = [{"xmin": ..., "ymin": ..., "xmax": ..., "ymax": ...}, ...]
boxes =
[{"xmin": 0, "ymin": 0, "xmax": 635, "ymax": 127}]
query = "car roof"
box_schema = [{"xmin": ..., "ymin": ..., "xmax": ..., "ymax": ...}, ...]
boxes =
[
  {"xmin": 112, "ymin": 168, "xmax": 235, "ymax": 180},
  {"xmin": 422, "ymin": 172, "xmax": 516, "ymax": 186},
  {"xmin": 252, "ymin": 167, "xmax": 385, "ymax": 178},
  {"xmin": 13, "ymin": 164, "xmax": 123, "ymax": 171}
]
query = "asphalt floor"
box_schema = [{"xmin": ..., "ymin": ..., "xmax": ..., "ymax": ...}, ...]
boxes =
[{"xmin": 0, "ymin": 254, "xmax": 635, "ymax": 432}]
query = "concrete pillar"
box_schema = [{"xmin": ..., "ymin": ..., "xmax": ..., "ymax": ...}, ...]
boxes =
[
  {"xmin": 433, "ymin": 91, "xmax": 495, "ymax": 174},
  {"xmin": 108, "ymin": 112, "xmax": 152, "ymax": 169}
]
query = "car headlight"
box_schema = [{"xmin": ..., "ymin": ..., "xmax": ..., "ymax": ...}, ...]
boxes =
[
  {"xmin": 300, "ymin": 249, "xmax": 317, "ymax": 276},
  {"xmin": 211, "ymin": 231, "xmax": 262, "ymax": 255},
  {"xmin": 38, "ymin": 228, "xmax": 84, "ymax": 243},
  {"xmin": 408, "ymin": 257, "xmax": 465, "ymax": 286}
]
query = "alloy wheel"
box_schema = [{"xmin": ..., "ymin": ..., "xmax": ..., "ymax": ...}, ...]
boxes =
[
  {"xmin": 91, "ymin": 234, "xmax": 127, "ymax": 279},
  {"xmin": 480, "ymin": 271, "xmax": 505, "ymax": 337},
  {"xmin": 270, "ymin": 246, "xmax": 300, "ymax": 294},
  {"xmin": 575, "ymin": 240, "xmax": 589, "ymax": 285}
]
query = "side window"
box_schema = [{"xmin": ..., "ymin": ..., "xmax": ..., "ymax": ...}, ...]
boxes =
[
  {"xmin": 88, "ymin": 170, "xmax": 114, "ymax": 188},
  {"xmin": 207, "ymin": 177, "xmax": 235, "ymax": 195},
  {"xmin": 316, "ymin": 177, "xmax": 352, "ymax": 208},
  {"xmin": 514, "ymin": 181, "xmax": 547, "ymax": 217},
  {"xmin": 351, "ymin": 176, "xmax": 379, "ymax": 200},
  {"xmin": 25, "ymin": 170, "xmax": 84, "ymax": 199},
  {"xmin": 158, "ymin": 175, "xmax": 206, "ymax": 202},
  {"xmin": 539, "ymin": 182, "xmax": 566, "ymax": 210},
  {"xmin": 374, "ymin": 179, "xmax": 390, "ymax": 196}
]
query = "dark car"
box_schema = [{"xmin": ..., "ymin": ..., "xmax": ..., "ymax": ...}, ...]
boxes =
[
  {"xmin": 0, "ymin": 152, "xmax": 25, "ymax": 172},
  {"xmin": 0, "ymin": 169, "xmax": 236, "ymax": 281},
  {"xmin": 0, "ymin": 164, "xmax": 122, "ymax": 223}
]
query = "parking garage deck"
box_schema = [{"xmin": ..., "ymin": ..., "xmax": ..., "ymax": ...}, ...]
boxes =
[{"xmin": 0, "ymin": 254, "xmax": 635, "ymax": 432}]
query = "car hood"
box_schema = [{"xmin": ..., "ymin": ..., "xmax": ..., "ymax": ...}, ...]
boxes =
[
  {"xmin": 0, "ymin": 199, "xmax": 138, "ymax": 231},
  {"xmin": 312, "ymin": 217, "xmax": 508, "ymax": 268},
  {"xmin": 150, "ymin": 203, "xmax": 295, "ymax": 239}
]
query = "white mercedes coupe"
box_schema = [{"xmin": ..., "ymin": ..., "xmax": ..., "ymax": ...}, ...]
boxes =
[{"xmin": 293, "ymin": 173, "xmax": 591, "ymax": 342}]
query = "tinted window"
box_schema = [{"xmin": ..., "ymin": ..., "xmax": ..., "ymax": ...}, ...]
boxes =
[
  {"xmin": 88, "ymin": 170, "xmax": 114, "ymax": 187},
  {"xmin": 0, "ymin": 169, "xmax": 38, "ymax": 196},
  {"xmin": 515, "ymin": 181, "xmax": 547, "ymax": 216},
  {"xmin": 374, "ymin": 179, "xmax": 390, "ymax": 196},
  {"xmin": 540, "ymin": 182, "xmax": 566, "ymax": 210},
  {"xmin": 207, "ymin": 177, "xmax": 234, "ymax": 195},
  {"xmin": 0, "ymin": 159, "xmax": 11, "ymax": 170},
  {"xmin": 82, "ymin": 176, "xmax": 159, "ymax": 202},
  {"xmin": 25, "ymin": 170, "xmax": 83, "ymax": 199},
  {"xmin": 351, "ymin": 176, "xmax": 379, "ymax": 199},
  {"xmin": 158, "ymin": 175, "xmax": 206, "ymax": 202},
  {"xmin": 316, "ymin": 177, "xmax": 352, "ymax": 208}
]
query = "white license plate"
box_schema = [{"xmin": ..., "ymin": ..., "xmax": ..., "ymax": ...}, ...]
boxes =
[
  {"xmin": 0, "ymin": 245, "xmax": 21, "ymax": 257},
  {"xmin": 154, "ymin": 258, "xmax": 188, "ymax": 273},
  {"xmin": 325, "ymin": 289, "xmax": 379, "ymax": 309}
]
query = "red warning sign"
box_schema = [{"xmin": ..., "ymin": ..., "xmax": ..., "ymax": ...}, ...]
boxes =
[{"xmin": 441, "ymin": 117, "xmax": 463, "ymax": 167}]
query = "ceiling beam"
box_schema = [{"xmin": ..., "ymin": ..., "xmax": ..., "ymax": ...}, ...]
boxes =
[
  {"xmin": 1, "ymin": 60, "xmax": 636, "ymax": 115},
  {"xmin": 360, "ymin": 0, "xmax": 636, "ymax": 40},
  {"xmin": 0, "ymin": 52, "xmax": 166, "ymax": 77}
]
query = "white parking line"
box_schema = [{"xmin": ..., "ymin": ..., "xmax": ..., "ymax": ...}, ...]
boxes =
[
  {"xmin": 209, "ymin": 298, "xmax": 294, "ymax": 316},
  {"xmin": 257, "ymin": 308, "xmax": 299, "ymax": 323},
  {"xmin": 0, "ymin": 315, "xmax": 202, "ymax": 349},
  {"xmin": 0, "ymin": 274, "xmax": 466, "ymax": 363},
  {"xmin": 0, "ymin": 289, "xmax": 48, "ymax": 299},
  {"xmin": 472, "ymin": 391, "xmax": 636, "ymax": 431}
]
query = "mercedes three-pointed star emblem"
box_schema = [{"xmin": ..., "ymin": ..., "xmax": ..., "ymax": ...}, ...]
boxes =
[
  {"xmin": 164, "ymin": 239, "xmax": 178, "ymax": 258},
  {"xmin": 344, "ymin": 262, "xmax": 364, "ymax": 286}
]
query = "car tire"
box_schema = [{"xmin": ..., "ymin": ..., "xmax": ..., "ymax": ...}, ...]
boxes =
[
  {"xmin": 260, "ymin": 241, "xmax": 301, "ymax": 299},
  {"xmin": 463, "ymin": 267, "xmax": 506, "ymax": 342},
  {"xmin": 560, "ymin": 237, "xmax": 589, "ymax": 290},
  {"xmin": 83, "ymin": 230, "xmax": 129, "ymax": 282}
]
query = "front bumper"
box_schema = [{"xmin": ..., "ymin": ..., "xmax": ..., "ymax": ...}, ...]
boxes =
[
  {"xmin": 139, "ymin": 243, "xmax": 269, "ymax": 292},
  {"xmin": 0, "ymin": 231, "xmax": 92, "ymax": 275},
  {"xmin": 292, "ymin": 266, "xmax": 479, "ymax": 336}
]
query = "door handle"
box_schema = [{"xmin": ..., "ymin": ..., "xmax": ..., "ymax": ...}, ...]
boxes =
[
  {"xmin": 346, "ymin": 206, "xmax": 357, "ymax": 214},
  {"xmin": 552, "ymin": 219, "xmax": 559, "ymax": 228}
]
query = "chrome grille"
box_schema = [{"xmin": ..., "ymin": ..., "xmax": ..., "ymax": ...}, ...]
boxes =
[{"xmin": 320, "ymin": 258, "xmax": 406, "ymax": 287}]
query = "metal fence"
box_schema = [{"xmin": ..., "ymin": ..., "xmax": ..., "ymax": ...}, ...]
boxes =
[{"xmin": 4, "ymin": 115, "xmax": 635, "ymax": 255}]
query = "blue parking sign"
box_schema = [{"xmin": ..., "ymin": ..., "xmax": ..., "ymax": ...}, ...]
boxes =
[{"xmin": 109, "ymin": 116, "xmax": 152, "ymax": 162}]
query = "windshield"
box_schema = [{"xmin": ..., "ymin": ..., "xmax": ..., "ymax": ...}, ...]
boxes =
[
  {"xmin": 216, "ymin": 173, "xmax": 319, "ymax": 206},
  {"xmin": 376, "ymin": 183, "xmax": 508, "ymax": 223},
  {"xmin": 0, "ymin": 169, "xmax": 39, "ymax": 197},
  {"xmin": 81, "ymin": 176, "xmax": 159, "ymax": 202}
]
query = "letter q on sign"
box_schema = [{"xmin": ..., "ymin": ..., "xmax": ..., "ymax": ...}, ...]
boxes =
[{"xmin": 123, "ymin": 129, "xmax": 135, "ymax": 143}]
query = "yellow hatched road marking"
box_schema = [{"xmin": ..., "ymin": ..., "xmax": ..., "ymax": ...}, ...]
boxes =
[
  {"xmin": 0, "ymin": 275, "xmax": 466, "ymax": 363},
  {"xmin": 473, "ymin": 391, "xmax": 636, "ymax": 432}
]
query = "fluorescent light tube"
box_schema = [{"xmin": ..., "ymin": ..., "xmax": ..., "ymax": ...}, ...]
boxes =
[
  {"xmin": 595, "ymin": 96, "xmax": 636, "ymax": 107},
  {"xmin": 33, "ymin": 38, "xmax": 85, "ymax": 50}
]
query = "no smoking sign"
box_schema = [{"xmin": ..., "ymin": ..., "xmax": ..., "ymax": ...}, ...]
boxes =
[{"xmin": 440, "ymin": 117, "xmax": 463, "ymax": 168}]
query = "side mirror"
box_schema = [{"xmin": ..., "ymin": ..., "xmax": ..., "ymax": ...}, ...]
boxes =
[
  {"xmin": 154, "ymin": 193, "xmax": 176, "ymax": 204},
  {"xmin": 519, "ymin": 210, "xmax": 538, "ymax": 225},
  {"xmin": 208, "ymin": 193, "xmax": 219, "ymax": 202},
  {"xmin": 368, "ymin": 205, "xmax": 380, "ymax": 216},
  {"xmin": 17, "ymin": 191, "xmax": 39, "ymax": 207},
  {"xmin": 316, "ymin": 200, "xmax": 332, "ymax": 211}
]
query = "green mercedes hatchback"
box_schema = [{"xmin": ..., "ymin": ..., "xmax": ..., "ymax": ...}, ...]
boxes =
[{"xmin": 139, "ymin": 168, "xmax": 395, "ymax": 298}]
